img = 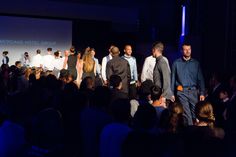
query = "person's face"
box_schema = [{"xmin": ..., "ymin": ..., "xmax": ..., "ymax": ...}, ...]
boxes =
[
  {"xmin": 109, "ymin": 45, "xmax": 115, "ymax": 53},
  {"xmin": 124, "ymin": 46, "xmax": 132, "ymax": 56},
  {"xmin": 77, "ymin": 53, "xmax": 81, "ymax": 59},
  {"xmin": 16, "ymin": 63, "xmax": 22, "ymax": 68},
  {"xmin": 64, "ymin": 50, "xmax": 69, "ymax": 57},
  {"xmin": 91, "ymin": 50, "xmax": 95, "ymax": 57},
  {"xmin": 152, "ymin": 48, "xmax": 158, "ymax": 57},
  {"xmin": 219, "ymin": 91, "xmax": 228, "ymax": 100},
  {"xmin": 182, "ymin": 45, "xmax": 191, "ymax": 58}
]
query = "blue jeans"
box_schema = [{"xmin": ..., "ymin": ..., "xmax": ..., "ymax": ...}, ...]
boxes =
[{"xmin": 177, "ymin": 87, "xmax": 198, "ymax": 125}]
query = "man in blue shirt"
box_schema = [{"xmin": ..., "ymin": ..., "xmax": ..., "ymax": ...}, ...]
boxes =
[{"xmin": 171, "ymin": 42, "xmax": 205, "ymax": 125}]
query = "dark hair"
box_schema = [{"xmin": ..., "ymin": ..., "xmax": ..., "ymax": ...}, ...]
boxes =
[
  {"xmin": 36, "ymin": 49, "xmax": 41, "ymax": 54},
  {"xmin": 24, "ymin": 52, "xmax": 29, "ymax": 57},
  {"xmin": 182, "ymin": 38, "xmax": 191, "ymax": 47},
  {"xmin": 54, "ymin": 51, "xmax": 60, "ymax": 57},
  {"xmin": 15, "ymin": 61, "xmax": 21, "ymax": 66},
  {"xmin": 109, "ymin": 75, "xmax": 122, "ymax": 88},
  {"xmin": 152, "ymin": 41, "xmax": 164, "ymax": 52},
  {"xmin": 151, "ymin": 85, "xmax": 162, "ymax": 101},
  {"xmin": 2, "ymin": 51, "xmax": 8, "ymax": 55},
  {"xmin": 138, "ymin": 80, "xmax": 154, "ymax": 98},
  {"xmin": 47, "ymin": 48, "xmax": 52, "ymax": 51}
]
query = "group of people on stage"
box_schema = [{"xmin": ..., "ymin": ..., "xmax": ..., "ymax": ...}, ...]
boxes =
[
  {"xmin": 1, "ymin": 41, "xmax": 206, "ymax": 126},
  {"xmin": 1, "ymin": 40, "xmax": 236, "ymax": 157}
]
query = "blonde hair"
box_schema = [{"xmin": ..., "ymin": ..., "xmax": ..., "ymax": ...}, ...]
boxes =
[
  {"xmin": 82, "ymin": 52, "xmax": 95, "ymax": 73},
  {"xmin": 24, "ymin": 67, "xmax": 32, "ymax": 80},
  {"xmin": 195, "ymin": 102, "xmax": 215, "ymax": 127}
]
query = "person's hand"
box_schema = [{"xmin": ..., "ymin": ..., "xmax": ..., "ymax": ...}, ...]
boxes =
[
  {"xmin": 199, "ymin": 95, "xmax": 205, "ymax": 101},
  {"xmin": 171, "ymin": 95, "xmax": 175, "ymax": 102},
  {"xmin": 103, "ymin": 80, "xmax": 108, "ymax": 86}
]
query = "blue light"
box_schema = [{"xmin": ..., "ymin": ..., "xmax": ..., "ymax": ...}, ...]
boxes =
[{"xmin": 181, "ymin": 5, "xmax": 186, "ymax": 36}]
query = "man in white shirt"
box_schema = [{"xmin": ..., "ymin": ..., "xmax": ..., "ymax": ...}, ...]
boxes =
[
  {"xmin": 101, "ymin": 45, "xmax": 115, "ymax": 85},
  {"xmin": 141, "ymin": 49, "xmax": 170, "ymax": 83},
  {"xmin": 52, "ymin": 51, "xmax": 64, "ymax": 78},
  {"xmin": 42, "ymin": 48, "xmax": 54, "ymax": 74},
  {"xmin": 31, "ymin": 49, "xmax": 43, "ymax": 68}
]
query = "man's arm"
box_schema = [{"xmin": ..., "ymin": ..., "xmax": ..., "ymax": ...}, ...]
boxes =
[
  {"xmin": 106, "ymin": 61, "xmax": 112, "ymax": 82},
  {"xmin": 141, "ymin": 57, "xmax": 148, "ymax": 82},
  {"xmin": 197, "ymin": 62, "xmax": 205, "ymax": 100},
  {"xmin": 101, "ymin": 57, "xmax": 107, "ymax": 81},
  {"xmin": 160, "ymin": 61, "xmax": 172, "ymax": 98},
  {"xmin": 133, "ymin": 58, "xmax": 138, "ymax": 82},
  {"xmin": 171, "ymin": 61, "xmax": 177, "ymax": 94}
]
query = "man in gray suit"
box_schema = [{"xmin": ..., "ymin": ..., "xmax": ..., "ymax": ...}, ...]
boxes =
[{"xmin": 153, "ymin": 42, "xmax": 173, "ymax": 103}]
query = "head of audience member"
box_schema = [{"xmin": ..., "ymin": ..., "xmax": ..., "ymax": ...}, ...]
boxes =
[
  {"xmin": 111, "ymin": 98, "xmax": 131, "ymax": 123},
  {"xmin": 138, "ymin": 79, "xmax": 154, "ymax": 103},
  {"xmin": 15, "ymin": 61, "xmax": 22, "ymax": 69},
  {"xmin": 159, "ymin": 102, "xmax": 184, "ymax": 133},
  {"xmin": 124, "ymin": 45, "xmax": 132, "ymax": 56},
  {"xmin": 182, "ymin": 41, "xmax": 192, "ymax": 60},
  {"xmin": 59, "ymin": 69, "xmax": 69, "ymax": 83},
  {"xmin": 2, "ymin": 51, "xmax": 8, "ymax": 57},
  {"xmin": 92, "ymin": 86, "xmax": 111, "ymax": 110},
  {"xmin": 111, "ymin": 46, "xmax": 120, "ymax": 57},
  {"xmin": 219, "ymin": 87, "xmax": 230, "ymax": 101},
  {"xmin": 150, "ymin": 85, "xmax": 163, "ymax": 106},
  {"xmin": 195, "ymin": 101, "xmax": 215, "ymax": 128},
  {"xmin": 18, "ymin": 66, "xmax": 28, "ymax": 76},
  {"xmin": 24, "ymin": 67, "xmax": 32, "ymax": 80},
  {"xmin": 109, "ymin": 75, "xmax": 122, "ymax": 90},
  {"xmin": 36, "ymin": 49, "xmax": 41, "ymax": 54},
  {"xmin": 152, "ymin": 41, "xmax": 164, "ymax": 58},
  {"xmin": 80, "ymin": 76, "xmax": 94, "ymax": 91},
  {"xmin": 133, "ymin": 104, "xmax": 157, "ymax": 130},
  {"xmin": 63, "ymin": 81, "xmax": 79, "ymax": 95},
  {"xmin": 67, "ymin": 74, "xmax": 74, "ymax": 83}
]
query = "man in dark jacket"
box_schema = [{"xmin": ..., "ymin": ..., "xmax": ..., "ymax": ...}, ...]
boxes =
[{"xmin": 106, "ymin": 46, "xmax": 131, "ymax": 94}]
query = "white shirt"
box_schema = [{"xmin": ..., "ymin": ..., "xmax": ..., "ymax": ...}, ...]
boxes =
[
  {"xmin": 43, "ymin": 54, "xmax": 54, "ymax": 71},
  {"xmin": 141, "ymin": 55, "xmax": 170, "ymax": 82},
  {"xmin": 52, "ymin": 57, "xmax": 64, "ymax": 70},
  {"xmin": 31, "ymin": 54, "xmax": 43, "ymax": 68},
  {"xmin": 101, "ymin": 54, "xmax": 112, "ymax": 81}
]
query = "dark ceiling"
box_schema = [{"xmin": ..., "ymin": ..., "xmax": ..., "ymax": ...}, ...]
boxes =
[{"xmin": 50, "ymin": 0, "xmax": 155, "ymax": 7}]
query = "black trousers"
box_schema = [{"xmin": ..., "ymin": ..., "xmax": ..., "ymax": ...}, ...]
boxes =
[{"xmin": 129, "ymin": 83, "xmax": 137, "ymax": 99}]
